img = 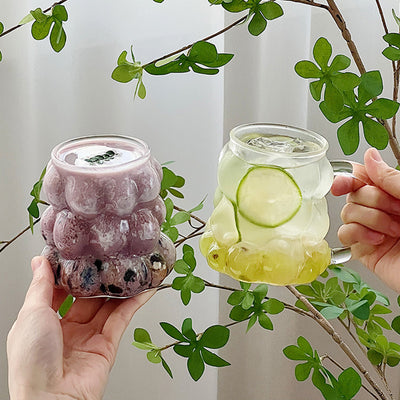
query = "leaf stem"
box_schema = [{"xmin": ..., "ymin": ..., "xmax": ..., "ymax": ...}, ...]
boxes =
[{"xmin": 286, "ymin": 285, "xmax": 388, "ymax": 400}]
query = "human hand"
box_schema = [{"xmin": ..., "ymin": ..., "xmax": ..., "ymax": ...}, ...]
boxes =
[
  {"xmin": 7, "ymin": 256, "xmax": 155, "ymax": 400},
  {"xmin": 331, "ymin": 147, "xmax": 400, "ymax": 292}
]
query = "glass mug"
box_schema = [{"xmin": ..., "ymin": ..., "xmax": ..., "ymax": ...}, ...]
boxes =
[
  {"xmin": 40, "ymin": 135, "xmax": 176, "ymax": 298},
  {"xmin": 200, "ymin": 123, "xmax": 352, "ymax": 286}
]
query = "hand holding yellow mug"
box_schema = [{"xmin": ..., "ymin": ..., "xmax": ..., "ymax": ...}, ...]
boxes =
[{"xmin": 200, "ymin": 123, "xmax": 352, "ymax": 285}]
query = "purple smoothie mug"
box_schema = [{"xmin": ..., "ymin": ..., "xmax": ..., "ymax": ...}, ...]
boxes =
[{"xmin": 40, "ymin": 135, "xmax": 176, "ymax": 298}]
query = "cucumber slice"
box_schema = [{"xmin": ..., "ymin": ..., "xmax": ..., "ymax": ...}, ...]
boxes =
[{"xmin": 236, "ymin": 166, "xmax": 302, "ymax": 228}]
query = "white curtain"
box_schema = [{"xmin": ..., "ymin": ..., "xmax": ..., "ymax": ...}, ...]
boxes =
[{"xmin": 1, "ymin": 1, "xmax": 400, "ymax": 400}]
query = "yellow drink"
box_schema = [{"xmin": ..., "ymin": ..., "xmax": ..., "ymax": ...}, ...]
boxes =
[{"xmin": 200, "ymin": 123, "xmax": 333, "ymax": 285}]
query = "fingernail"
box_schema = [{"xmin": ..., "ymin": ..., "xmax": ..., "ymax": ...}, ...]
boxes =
[
  {"xmin": 370, "ymin": 148, "xmax": 383, "ymax": 163},
  {"xmin": 31, "ymin": 256, "xmax": 43, "ymax": 273}
]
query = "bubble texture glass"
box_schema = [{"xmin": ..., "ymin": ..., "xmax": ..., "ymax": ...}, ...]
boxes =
[
  {"xmin": 200, "ymin": 123, "xmax": 333, "ymax": 285},
  {"xmin": 41, "ymin": 135, "xmax": 176, "ymax": 297}
]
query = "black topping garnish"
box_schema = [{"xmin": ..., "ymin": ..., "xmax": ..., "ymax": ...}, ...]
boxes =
[
  {"xmin": 124, "ymin": 269, "xmax": 136, "ymax": 282},
  {"xmin": 150, "ymin": 253, "xmax": 164, "ymax": 264},
  {"xmin": 94, "ymin": 259, "xmax": 103, "ymax": 272},
  {"xmin": 100, "ymin": 284, "xmax": 107, "ymax": 293},
  {"xmin": 85, "ymin": 150, "xmax": 117, "ymax": 165},
  {"xmin": 55, "ymin": 263, "xmax": 62, "ymax": 285},
  {"xmin": 108, "ymin": 284, "xmax": 123, "ymax": 294},
  {"xmin": 42, "ymin": 234, "xmax": 47, "ymax": 241},
  {"xmin": 80, "ymin": 267, "xmax": 96, "ymax": 289}
]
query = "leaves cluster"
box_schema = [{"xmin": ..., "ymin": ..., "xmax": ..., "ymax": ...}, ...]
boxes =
[
  {"xmin": 145, "ymin": 41, "xmax": 233, "ymax": 76},
  {"xmin": 29, "ymin": 5, "xmax": 68, "ymax": 53},
  {"xmin": 228, "ymin": 282, "xmax": 284, "ymax": 331},
  {"xmin": 284, "ymin": 336, "xmax": 362, "ymax": 400},
  {"xmin": 296, "ymin": 37, "xmax": 399, "ymax": 154},
  {"xmin": 160, "ymin": 318, "xmax": 230, "ymax": 381},
  {"xmin": 172, "ymin": 244, "xmax": 205, "ymax": 305},
  {"xmin": 27, "ymin": 166, "xmax": 47, "ymax": 232},
  {"xmin": 211, "ymin": 0, "xmax": 283, "ymax": 36},
  {"xmin": 296, "ymin": 266, "xmax": 400, "ymax": 368},
  {"xmin": 132, "ymin": 319, "xmax": 230, "ymax": 381}
]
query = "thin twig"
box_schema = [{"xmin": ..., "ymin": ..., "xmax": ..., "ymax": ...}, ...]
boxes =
[
  {"xmin": 282, "ymin": 0, "xmax": 329, "ymax": 11},
  {"xmin": 0, "ymin": 219, "xmax": 40, "ymax": 253},
  {"xmin": 286, "ymin": 285, "xmax": 388, "ymax": 400},
  {"xmin": 142, "ymin": 15, "xmax": 247, "ymax": 68}
]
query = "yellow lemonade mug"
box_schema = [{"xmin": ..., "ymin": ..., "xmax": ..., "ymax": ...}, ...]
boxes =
[{"xmin": 200, "ymin": 123, "xmax": 352, "ymax": 285}]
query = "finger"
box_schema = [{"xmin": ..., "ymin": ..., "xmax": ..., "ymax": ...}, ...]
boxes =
[
  {"xmin": 341, "ymin": 203, "xmax": 400, "ymax": 237},
  {"xmin": 23, "ymin": 256, "xmax": 55, "ymax": 309},
  {"xmin": 364, "ymin": 148, "xmax": 400, "ymax": 199},
  {"xmin": 101, "ymin": 290, "xmax": 155, "ymax": 349},
  {"xmin": 331, "ymin": 163, "xmax": 371, "ymax": 196},
  {"xmin": 347, "ymin": 185, "xmax": 400, "ymax": 216},
  {"xmin": 62, "ymin": 297, "xmax": 107, "ymax": 324},
  {"xmin": 338, "ymin": 223, "xmax": 385, "ymax": 247}
]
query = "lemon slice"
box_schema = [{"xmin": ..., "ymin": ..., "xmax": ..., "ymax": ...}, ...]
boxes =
[{"xmin": 236, "ymin": 166, "xmax": 302, "ymax": 228}]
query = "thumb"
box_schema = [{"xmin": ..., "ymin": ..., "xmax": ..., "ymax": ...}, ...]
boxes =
[
  {"xmin": 364, "ymin": 148, "xmax": 400, "ymax": 199},
  {"xmin": 23, "ymin": 256, "xmax": 55, "ymax": 308}
]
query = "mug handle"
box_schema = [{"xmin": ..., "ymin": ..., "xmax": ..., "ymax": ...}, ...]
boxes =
[{"xmin": 329, "ymin": 160, "xmax": 368, "ymax": 265}]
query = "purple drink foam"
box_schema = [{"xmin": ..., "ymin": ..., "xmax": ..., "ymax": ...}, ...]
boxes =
[{"xmin": 41, "ymin": 135, "xmax": 175, "ymax": 297}]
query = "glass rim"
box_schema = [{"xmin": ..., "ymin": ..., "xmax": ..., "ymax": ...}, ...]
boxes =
[
  {"xmin": 51, "ymin": 134, "xmax": 151, "ymax": 172},
  {"xmin": 229, "ymin": 122, "xmax": 329, "ymax": 159}
]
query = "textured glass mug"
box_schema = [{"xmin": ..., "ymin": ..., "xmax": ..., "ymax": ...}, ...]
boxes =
[
  {"xmin": 40, "ymin": 135, "xmax": 176, "ymax": 298},
  {"xmin": 200, "ymin": 123, "xmax": 352, "ymax": 286}
]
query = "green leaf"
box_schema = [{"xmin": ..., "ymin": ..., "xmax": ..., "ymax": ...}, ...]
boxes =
[
  {"xmin": 58, "ymin": 294, "xmax": 73, "ymax": 317},
  {"xmin": 201, "ymin": 348, "xmax": 230, "ymax": 367},
  {"xmin": 383, "ymin": 32, "xmax": 400, "ymax": 48},
  {"xmin": 30, "ymin": 8, "xmax": 48, "ymax": 23},
  {"xmin": 31, "ymin": 18, "xmax": 52, "ymax": 40},
  {"xmin": 297, "ymin": 336, "xmax": 313, "ymax": 356},
  {"xmin": 337, "ymin": 368, "xmax": 361, "ymax": 399},
  {"xmin": 320, "ymin": 305, "xmax": 344, "ymax": 320},
  {"xmin": 241, "ymin": 292, "xmax": 254, "ymax": 309},
  {"xmin": 324, "ymin": 83, "xmax": 344, "ymax": 113},
  {"xmin": 137, "ymin": 80, "xmax": 146, "ymax": 99},
  {"xmin": 248, "ymin": 11, "xmax": 267, "ymax": 36},
  {"xmin": 180, "ymin": 288, "xmax": 191, "ymax": 305},
  {"xmin": 337, "ymin": 118, "xmax": 360, "ymax": 155},
  {"xmin": 188, "ymin": 349, "xmax": 205, "ymax": 381},
  {"xmin": 358, "ymin": 71, "xmax": 383, "ymax": 104},
  {"xmin": 362, "ymin": 117, "xmax": 389, "ymax": 150},
  {"xmin": 295, "ymin": 362, "xmax": 313, "ymax": 381},
  {"xmin": 252, "ymin": 284, "xmax": 268, "ymax": 302},
  {"xmin": 52, "ymin": 4, "xmax": 68, "ymax": 21},
  {"xmin": 367, "ymin": 349, "xmax": 384, "ymax": 365},
  {"xmin": 19, "ymin": 13, "xmax": 35, "ymax": 25},
  {"xmin": 283, "ymin": 345, "xmax": 309, "ymax": 361},
  {"xmin": 147, "ymin": 349, "xmax": 162, "ymax": 363},
  {"xmin": 182, "ymin": 318, "xmax": 197, "ymax": 341},
  {"xmin": 227, "ymin": 290, "xmax": 246, "ymax": 305},
  {"xmin": 229, "ymin": 305, "xmax": 252, "ymax": 321},
  {"xmin": 222, "ymin": 0, "xmax": 248, "ymax": 12},
  {"xmin": 50, "ymin": 24, "xmax": 66, "ymax": 52},
  {"xmin": 189, "ymin": 41, "xmax": 218, "ymax": 64},
  {"xmin": 329, "ymin": 54, "xmax": 351, "ymax": 72},
  {"xmin": 295, "ymin": 61, "xmax": 322, "ymax": 79},
  {"xmin": 174, "ymin": 343, "xmax": 194, "ymax": 357},
  {"xmin": 190, "ymin": 277, "xmax": 205, "ymax": 293},
  {"xmin": 202, "ymin": 53, "xmax": 234, "ymax": 68},
  {"xmin": 200, "ymin": 325, "xmax": 230, "ymax": 349},
  {"xmin": 383, "ymin": 46, "xmax": 400, "ymax": 61},
  {"xmin": 391, "ymin": 315, "xmax": 400, "ymax": 334},
  {"xmin": 330, "ymin": 266, "xmax": 359, "ymax": 283},
  {"xmin": 365, "ymin": 98, "xmax": 399, "ymax": 119},
  {"xmin": 161, "ymin": 357, "xmax": 173, "ymax": 378},
  {"xmin": 393, "ymin": 9, "xmax": 400, "ymax": 28},
  {"xmin": 170, "ymin": 211, "xmax": 190, "ymax": 226},
  {"xmin": 112, "ymin": 65, "xmax": 140, "ymax": 83},
  {"xmin": 174, "ymin": 259, "xmax": 190, "ymax": 274},
  {"xmin": 246, "ymin": 314, "xmax": 258, "ymax": 332},
  {"xmin": 240, "ymin": 281, "xmax": 251, "ymax": 291},
  {"xmin": 295, "ymin": 284, "xmax": 317, "ymax": 297},
  {"xmin": 161, "ymin": 167, "xmax": 178, "ymax": 190},
  {"xmin": 28, "ymin": 200, "xmax": 39, "ymax": 219},
  {"xmin": 258, "ymin": 313, "xmax": 273, "ymax": 330},
  {"xmin": 310, "ymin": 80, "xmax": 324, "ymax": 101},
  {"xmin": 319, "ymin": 101, "xmax": 352, "ymax": 123},
  {"xmin": 183, "ymin": 250, "xmax": 196, "ymax": 269},
  {"xmin": 346, "ymin": 299, "xmax": 370, "ymax": 320},
  {"xmin": 134, "ymin": 328, "xmax": 152, "ymax": 344},
  {"xmin": 313, "ymin": 37, "xmax": 332, "ymax": 70},
  {"xmin": 263, "ymin": 298, "xmax": 285, "ymax": 314},
  {"xmin": 331, "ymin": 72, "xmax": 360, "ymax": 91},
  {"xmin": 160, "ymin": 322, "xmax": 186, "ymax": 341},
  {"xmin": 259, "ymin": 2, "xmax": 283, "ymax": 20}
]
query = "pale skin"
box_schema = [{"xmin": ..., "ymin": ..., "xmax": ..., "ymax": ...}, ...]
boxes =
[
  {"xmin": 331, "ymin": 147, "xmax": 400, "ymax": 293},
  {"xmin": 7, "ymin": 256, "xmax": 155, "ymax": 400}
]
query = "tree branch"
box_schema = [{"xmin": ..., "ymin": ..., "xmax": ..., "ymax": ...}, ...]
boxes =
[
  {"xmin": 0, "ymin": 219, "xmax": 40, "ymax": 253},
  {"xmin": 286, "ymin": 285, "xmax": 389, "ymax": 400}
]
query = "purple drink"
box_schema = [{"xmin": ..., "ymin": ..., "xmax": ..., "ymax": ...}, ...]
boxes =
[{"xmin": 41, "ymin": 135, "xmax": 176, "ymax": 297}]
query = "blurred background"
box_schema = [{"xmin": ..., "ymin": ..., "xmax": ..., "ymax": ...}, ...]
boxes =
[{"xmin": 0, "ymin": 1, "xmax": 399, "ymax": 399}]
